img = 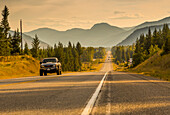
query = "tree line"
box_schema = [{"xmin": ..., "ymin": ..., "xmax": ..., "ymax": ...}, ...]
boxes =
[
  {"xmin": 28, "ymin": 37, "xmax": 83, "ymax": 72},
  {"xmin": 111, "ymin": 24, "xmax": 170, "ymax": 67},
  {"xmin": 133, "ymin": 24, "xmax": 170, "ymax": 66},
  {"xmin": 111, "ymin": 45, "xmax": 135, "ymax": 64},
  {"xmin": 81, "ymin": 47, "xmax": 106, "ymax": 62},
  {"xmin": 28, "ymin": 37, "xmax": 106, "ymax": 71}
]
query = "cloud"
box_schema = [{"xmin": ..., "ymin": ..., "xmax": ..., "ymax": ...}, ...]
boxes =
[
  {"xmin": 110, "ymin": 13, "xmax": 143, "ymax": 20},
  {"xmin": 114, "ymin": 11, "xmax": 126, "ymax": 15},
  {"xmin": 2, "ymin": 0, "xmax": 49, "ymax": 6}
]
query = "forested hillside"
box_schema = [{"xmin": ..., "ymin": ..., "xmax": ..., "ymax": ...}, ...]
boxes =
[
  {"xmin": 111, "ymin": 24, "xmax": 170, "ymax": 80},
  {"xmin": 118, "ymin": 23, "xmax": 170, "ymax": 46},
  {"xmin": 131, "ymin": 51, "xmax": 170, "ymax": 81}
]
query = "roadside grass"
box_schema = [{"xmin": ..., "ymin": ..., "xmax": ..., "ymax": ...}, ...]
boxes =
[
  {"xmin": 0, "ymin": 55, "xmax": 40, "ymax": 79},
  {"xmin": 129, "ymin": 51, "xmax": 170, "ymax": 81},
  {"xmin": 112, "ymin": 51, "xmax": 170, "ymax": 81},
  {"xmin": 112, "ymin": 58, "xmax": 128, "ymax": 71},
  {"xmin": 81, "ymin": 57, "xmax": 106, "ymax": 72},
  {"xmin": 0, "ymin": 55, "xmax": 106, "ymax": 79}
]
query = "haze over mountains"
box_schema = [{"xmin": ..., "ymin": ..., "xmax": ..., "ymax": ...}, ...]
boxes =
[
  {"xmin": 25, "ymin": 23, "xmax": 125, "ymax": 47},
  {"xmin": 24, "ymin": 16, "xmax": 170, "ymax": 47},
  {"xmin": 9, "ymin": 31, "xmax": 49, "ymax": 49},
  {"xmin": 118, "ymin": 16, "xmax": 170, "ymax": 45}
]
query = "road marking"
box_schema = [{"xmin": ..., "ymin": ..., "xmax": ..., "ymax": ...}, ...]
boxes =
[
  {"xmin": 106, "ymin": 62, "xmax": 112, "ymax": 115},
  {"xmin": 81, "ymin": 71, "xmax": 109, "ymax": 115},
  {"xmin": 106, "ymin": 72, "xmax": 111, "ymax": 115}
]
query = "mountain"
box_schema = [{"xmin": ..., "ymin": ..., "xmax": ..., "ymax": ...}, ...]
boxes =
[
  {"xmin": 24, "ymin": 16, "xmax": 170, "ymax": 47},
  {"xmin": 118, "ymin": 23, "xmax": 170, "ymax": 46},
  {"xmin": 134, "ymin": 16, "xmax": 170, "ymax": 30},
  {"xmin": 9, "ymin": 31, "xmax": 49, "ymax": 49},
  {"xmin": 117, "ymin": 16, "xmax": 170, "ymax": 46},
  {"xmin": 25, "ymin": 23, "xmax": 125, "ymax": 47}
]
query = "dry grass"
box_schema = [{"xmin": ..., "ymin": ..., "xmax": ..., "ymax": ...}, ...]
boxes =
[
  {"xmin": 130, "ymin": 51, "xmax": 170, "ymax": 81},
  {"xmin": 111, "ymin": 51, "xmax": 170, "ymax": 81},
  {"xmin": 81, "ymin": 57, "xmax": 106, "ymax": 72},
  {"xmin": 0, "ymin": 55, "xmax": 40, "ymax": 79},
  {"xmin": 112, "ymin": 58, "xmax": 127, "ymax": 71}
]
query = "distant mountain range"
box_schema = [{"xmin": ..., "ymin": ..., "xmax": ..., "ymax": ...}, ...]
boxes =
[
  {"xmin": 23, "ymin": 16, "xmax": 170, "ymax": 47},
  {"xmin": 25, "ymin": 23, "xmax": 125, "ymax": 47}
]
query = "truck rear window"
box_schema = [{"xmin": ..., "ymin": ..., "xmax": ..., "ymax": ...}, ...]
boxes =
[{"xmin": 42, "ymin": 59, "xmax": 56, "ymax": 63}]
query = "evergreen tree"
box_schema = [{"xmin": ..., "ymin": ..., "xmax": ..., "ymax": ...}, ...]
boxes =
[
  {"xmin": 64, "ymin": 42, "xmax": 74, "ymax": 71},
  {"xmin": 0, "ymin": 27, "xmax": 5, "ymax": 56},
  {"xmin": 1, "ymin": 6, "xmax": 10, "ymax": 37},
  {"xmin": 149, "ymin": 45, "xmax": 160, "ymax": 55},
  {"xmin": 163, "ymin": 32, "xmax": 170, "ymax": 54},
  {"xmin": 157, "ymin": 29, "xmax": 163, "ymax": 48},
  {"xmin": 135, "ymin": 38, "xmax": 140, "ymax": 53},
  {"xmin": 72, "ymin": 46, "xmax": 80, "ymax": 71},
  {"xmin": 139, "ymin": 34, "xmax": 145, "ymax": 51},
  {"xmin": 126, "ymin": 48, "xmax": 130, "ymax": 62},
  {"xmin": 42, "ymin": 48, "xmax": 48, "ymax": 58},
  {"xmin": 132, "ymin": 53, "xmax": 144, "ymax": 67},
  {"xmin": 76, "ymin": 42, "xmax": 82, "ymax": 70},
  {"xmin": 152, "ymin": 28, "xmax": 158, "ymax": 46},
  {"xmin": 122, "ymin": 47, "xmax": 126, "ymax": 62},
  {"xmin": 57, "ymin": 42, "xmax": 65, "ymax": 71},
  {"xmin": 24, "ymin": 42, "xmax": 30, "ymax": 55},
  {"xmin": 0, "ymin": 6, "xmax": 11, "ymax": 56},
  {"xmin": 76, "ymin": 42, "xmax": 83, "ymax": 56},
  {"xmin": 145, "ymin": 28, "xmax": 152, "ymax": 54},
  {"xmin": 68, "ymin": 41, "xmax": 72, "ymax": 49},
  {"xmin": 115, "ymin": 46, "xmax": 122, "ymax": 62},
  {"xmin": 11, "ymin": 29, "xmax": 21, "ymax": 55},
  {"xmin": 46, "ymin": 46, "xmax": 54, "ymax": 57},
  {"xmin": 31, "ymin": 34, "xmax": 40, "ymax": 58},
  {"xmin": 162, "ymin": 24, "xmax": 169, "ymax": 44}
]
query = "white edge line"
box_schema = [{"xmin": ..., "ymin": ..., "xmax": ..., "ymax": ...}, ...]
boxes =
[{"xmin": 81, "ymin": 71, "xmax": 109, "ymax": 115}]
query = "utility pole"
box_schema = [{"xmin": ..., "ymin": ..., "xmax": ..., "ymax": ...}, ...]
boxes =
[{"xmin": 20, "ymin": 19, "xmax": 23, "ymax": 54}]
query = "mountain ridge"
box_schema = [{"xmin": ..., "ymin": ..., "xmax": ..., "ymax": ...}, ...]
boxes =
[
  {"xmin": 24, "ymin": 16, "xmax": 170, "ymax": 47},
  {"xmin": 9, "ymin": 31, "xmax": 49, "ymax": 49},
  {"xmin": 117, "ymin": 23, "xmax": 170, "ymax": 46},
  {"xmin": 25, "ymin": 22, "xmax": 125, "ymax": 47}
]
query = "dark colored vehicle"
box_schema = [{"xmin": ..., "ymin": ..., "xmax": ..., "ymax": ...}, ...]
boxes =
[{"xmin": 40, "ymin": 57, "xmax": 62, "ymax": 76}]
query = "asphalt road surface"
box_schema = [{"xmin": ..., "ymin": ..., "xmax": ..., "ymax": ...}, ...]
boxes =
[{"xmin": 0, "ymin": 52, "xmax": 170, "ymax": 115}]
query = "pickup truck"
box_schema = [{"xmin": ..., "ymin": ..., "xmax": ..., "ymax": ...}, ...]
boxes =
[{"xmin": 40, "ymin": 57, "xmax": 62, "ymax": 76}]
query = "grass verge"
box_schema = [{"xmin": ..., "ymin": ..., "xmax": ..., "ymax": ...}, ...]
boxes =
[
  {"xmin": 112, "ymin": 51, "xmax": 170, "ymax": 81},
  {"xmin": 81, "ymin": 57, "xmax": 106, "ymax": 72},
  {"xmin": 0, "ymin": 55, "xmax": 40, "ymax": 79}
]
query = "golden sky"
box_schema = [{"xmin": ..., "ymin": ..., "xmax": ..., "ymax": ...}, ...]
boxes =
[{"xmin": 0, "ymin": 0, "xmax": 170, "ymax": 32}]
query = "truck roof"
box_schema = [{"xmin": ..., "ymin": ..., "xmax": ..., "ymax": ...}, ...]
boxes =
[{"xmin": 43, "ymin": 57, "xmax": 58, "ymax": 59}]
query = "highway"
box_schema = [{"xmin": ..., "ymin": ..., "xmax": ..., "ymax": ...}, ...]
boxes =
[{"xmin": 0, "ymin": 52, "xmax": 170, "ymax": 115}]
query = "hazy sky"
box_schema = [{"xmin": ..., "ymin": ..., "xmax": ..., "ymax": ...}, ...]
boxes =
[{"xmin": 0, "ymin": 0, "xmax": 170, "ymax": 32}]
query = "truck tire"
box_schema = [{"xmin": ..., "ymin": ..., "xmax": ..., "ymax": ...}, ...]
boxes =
[
  {"xmin": 44, "ymin": 72, "xmax": 47, "ymax": 76},
  {"xmin": 57, "ymin": 69, "xmax": 60, "ymax": 75},
  {"xmin": 40, "ymin": 70, "xmax": 43, "ymax": 76}
]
